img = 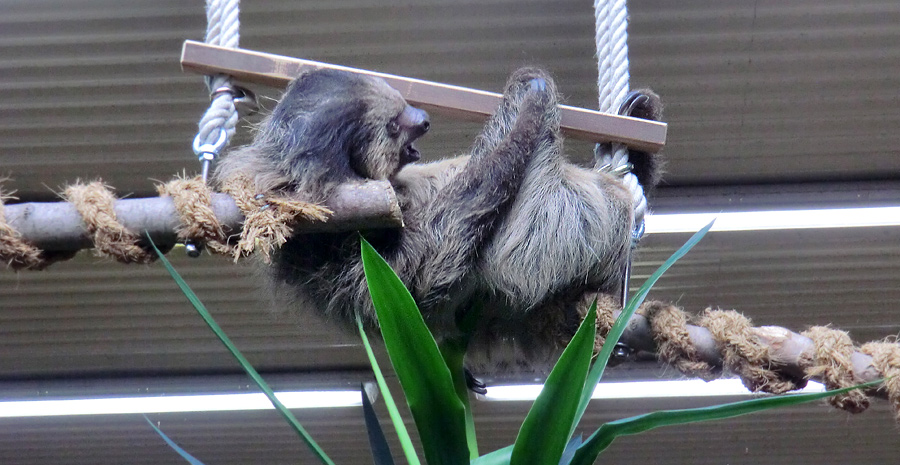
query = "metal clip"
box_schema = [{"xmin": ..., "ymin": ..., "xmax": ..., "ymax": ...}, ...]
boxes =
[
  {"xmin": 193, "ymin": 128, "xmax": 228, "ymax": 182},
  {"xmin": 631, "ymin": 219, "xmax": 646, "ymax": 245},
  {"xmin": 618, "ymin": 91, "xmax": 651, "ymax": 118},
  {"xmin": 184, "ymin": 242, "xmax": 203, "ymax": 258},
  {"xmin": 211, "ymin": 84, "xmax": 259, "ymax": 117},
  {"xmin": 607, "ymin": 343, "xmax": 635, "ymax": 367}
]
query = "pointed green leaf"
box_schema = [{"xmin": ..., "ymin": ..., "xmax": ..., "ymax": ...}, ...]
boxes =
[
  {"xmin": 569, "ymin": 379, "xmax": 883, "ymax": 465},
  {"xmin": 440, "ymin": 301, "xmax": 482, "ymax": 460},
  {"xmin": 358, "ymin": 318, "xmax": 421, "ymax": 465},
  {"xmin": 571, "ymin": 220, "xmax": 714, "ymax": 435},
  {"xmin": 144, "ymin": 415, "xmax": 206, "ymax": 465},
  {"xmin": 361, "ymin": 384, "xmax": 396, "ymax": 465},
  {"xmin": 509, "ymin": 301, "xmax": 597, "ymax": 465},
  {"xmin": 150, "ymin": 239, "xmax": 334, "ymax": 465},
  {"xmin": 440, "ymin": 339, "xmax": 478, "ymax": 460},
  {"xmin": 558, "ymin": 434, "xmax": 583, "ymax": 465},
  {"xmin": 361, "ymin": 238, "xmax": 469, "ymax": 465},
  {"xmin": 471, "ymin": 445, "xmax": 512, "ymax": 465}
]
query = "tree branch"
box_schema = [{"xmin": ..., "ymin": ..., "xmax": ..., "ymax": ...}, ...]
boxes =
[{"xmin": 3, "ymin": 181, "xmax": 403, "ymax": 252}]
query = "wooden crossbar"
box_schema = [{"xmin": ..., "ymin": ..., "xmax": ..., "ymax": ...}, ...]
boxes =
[{"xmin": 180, "ymin": 41, "xmax": 667, "ymax": 152}]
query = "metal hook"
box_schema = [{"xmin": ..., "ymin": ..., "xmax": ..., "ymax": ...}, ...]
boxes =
[
  {"xmin": 211, "ymin": 84, "xmax": 259, "ymax": 117},
  {"xmin": 618, "ymin": 91, "xmax": 652, "ymax": 118},
  {"xmin": 184, "ymin": 242, "xmax": 203, "ymax": 258},
  {"xmin": 607, "ymin": 342, "xmax": 635, "ymax": 367},
  {"xmin": 193, "ymin": 128, "xmax": 228, "ymax": 183}
]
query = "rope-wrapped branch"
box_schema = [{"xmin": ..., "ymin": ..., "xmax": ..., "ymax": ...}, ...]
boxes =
[
  {"xmin": 2, "ymin": 179, "xmax": 899, "ymax": 420},
  {"xmin": 0, "ymin": 178, "xmax": 402, "ymax": 269},
  {"xmin": 593, "ymin": 297, "xmax": 900, "ymax": 418}
]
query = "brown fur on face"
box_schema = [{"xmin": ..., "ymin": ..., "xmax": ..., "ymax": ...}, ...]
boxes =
[{"xmin": 214, "ymin": 68, "xmax": 664, "ymax": 369}]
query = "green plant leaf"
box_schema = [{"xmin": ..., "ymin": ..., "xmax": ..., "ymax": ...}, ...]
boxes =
[
  {"xmin": 471, "ymin": 445, "xmax": 512, "ymax": 465},
  {"xmin": 439, "ymin": 301, "xmax": 483, "ymax": 460},
  {"xmin": 358, "ymin": 317, "xmax": 421, "ymax": 465},
  {"xmin": 509, "ymin": 301, "xmax": 597, "ymax": 465},
  {"xmin": 558, "ymin": 434, "xmax": 583, "ymax": 465},
  {"xmin": 144, "ymin": 415, "xmax": 206, "ymax": 465},
  {"xmin": 569, "ymin": 379, "xmax": 884, "ymax": 465},
  {"xmin": 571, "ymin": 220, "xmax": 714, "ymax": 435},
  {"xmin": 361, "ymin": 384, "xmax": 396, "ymax": 465},
  {"xmin": 361, "ymin": 237, "xmax": 469, "ymax": 465},
  {"xmin": 150, "ymin": 239, "xmax": 334, "ymax": 465},
  {"xmin": 440, "ymin": 339, "xmax": 478, "ymax": 460}
]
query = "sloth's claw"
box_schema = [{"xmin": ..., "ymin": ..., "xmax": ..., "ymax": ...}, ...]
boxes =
[
  {"xmin": 465, "ymin": 367, "xmax": 488, "ymax": 395},
  {"xmin": 529, "ymin": 78, "xmax": 548, "ymax": 93}
]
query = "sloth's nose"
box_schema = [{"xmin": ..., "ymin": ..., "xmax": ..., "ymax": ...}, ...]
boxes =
[
  {"xmin": 418, "ymin": 118, "xmax": 430, "ymax": 135},
  {"xmin": 400, "ymin": 106, "xmax": 430, "ymax": 138}
]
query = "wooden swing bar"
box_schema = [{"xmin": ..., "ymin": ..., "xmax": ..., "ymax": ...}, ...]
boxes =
[{"xmin": 180, "ymin": 41, "xmax": 667, "ymax": 153}]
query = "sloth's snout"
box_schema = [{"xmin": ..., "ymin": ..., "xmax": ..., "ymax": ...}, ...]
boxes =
[
  {"xmin": 416, "ymin": 118, "xmax": 430, "ymax": 137},
  {"xmin": 399, "ymin": 106, "xmax": 430, "ymax": 139}
]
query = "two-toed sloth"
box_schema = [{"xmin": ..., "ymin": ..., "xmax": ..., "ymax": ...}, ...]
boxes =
[{"xmin": 214, "ymin": 67, "xmax": 662, "ymax": 367}]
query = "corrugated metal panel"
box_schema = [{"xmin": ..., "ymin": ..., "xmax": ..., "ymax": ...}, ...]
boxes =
[
  {"xmin": 632, "ymin": 0, "xmax": 900, "ymax": 185},
  {"xmin": 0, "ymin": 396, "xmax": 897, "ymax": 464},
  {"xmin": 3, "ymin": 0, "xmax": 899, "ymax": 199},
  {"xmin": 0, "ymin": 253, "xmax": 368, "ymax": 378}
]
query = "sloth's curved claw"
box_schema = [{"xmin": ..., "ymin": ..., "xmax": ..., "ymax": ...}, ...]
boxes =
[
  {"xmin": 529, "ymin": 78, "xmax": 548, "ymax": 93},
  {"xmin": 465, "ymin": 367, "xmax": 488, "ymax": 395}
]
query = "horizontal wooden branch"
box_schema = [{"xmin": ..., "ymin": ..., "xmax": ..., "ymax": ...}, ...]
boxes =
[
  {"xmin": 180, "ymin": 40, "xmax": 667, "ymax": 153},
  {"xmin": 4, "ymin": 181, "xmax": 402, "ymax": 252},
  {"xmin": 618, "ymin": 311, "xmax": 890, "ymax": 400}
]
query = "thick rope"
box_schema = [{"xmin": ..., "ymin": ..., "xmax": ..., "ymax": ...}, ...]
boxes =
[
  {"xmin": 194, "ymin": 0, "xmax": 241, "ymax": 179},
  {"xmin": 593, "ymin": 0, "xmax": 647, "ymax": 229},
  {"xmin": 700, "ymin": 310, "xmax": 804, "ymax": 394},
  {"xmin": 219, "ymin": 175, "xmax": 332, "ymax": 262},
  {"xmin": 599, "ymin": 300, "xmax": 900, "ymax": 417},
  {"xmin": 594, "ymin": 0, "xmax": 630, "ymax": 114},
  {"xmin": 63, "ymin": 182, "xmax": 155, "ymax": 264},
  {"xmin": 1, "ymin": 177, "xmax": 330, "ymax": 266},
  {"xmin": 156, "ymin": 176, "xmax": 231, "ymax": 254},
  {"xmin": 639, "ymin": 300, "xmax": 717, "ymax": 381},
  {"xmin": 801, "ymin": 326, "xmax": 870, "ymax": 413},
  {"xmin": 861, "ymin": 341, "xmax": 900, "ymax": 420},
  {"xmin": 0, "ymin": 188, "xmax": 46, "ymax": 270}
]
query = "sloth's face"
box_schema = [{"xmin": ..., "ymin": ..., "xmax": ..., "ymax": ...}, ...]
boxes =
[
  {"xmin": 390, "ymin": 104, "xmax": 430, "ymax": 166},
  {"xmin": 357, "ymin": 77, "xmax": 431, "ymax": 180}
]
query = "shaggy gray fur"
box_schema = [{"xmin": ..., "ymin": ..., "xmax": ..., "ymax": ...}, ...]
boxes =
[{"xmin": 214, "ymin": 67, "xmax": 663, "ymax": 367}]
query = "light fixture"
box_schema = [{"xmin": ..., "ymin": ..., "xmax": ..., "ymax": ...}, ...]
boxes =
[
  {"xmin": 0, "ymin": 390, "xmax": 361, "ymax": 418},
  {"xmin": 645, "ymin": 206, "xmax": 900, "ymax": 234},
  {"xmin": 483, "ymin": 378, "xmax": 825, "ymax": 401}
]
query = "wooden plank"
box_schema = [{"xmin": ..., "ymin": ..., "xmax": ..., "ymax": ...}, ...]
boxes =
[{"xmin": 180, "ymin": 40, "xmax": 667, "ymax": 152}]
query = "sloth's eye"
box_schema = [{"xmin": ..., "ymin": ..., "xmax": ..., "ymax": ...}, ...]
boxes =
[{"xmin": 387, "ymin": 120, "xmax": 401, "ymax": 138}]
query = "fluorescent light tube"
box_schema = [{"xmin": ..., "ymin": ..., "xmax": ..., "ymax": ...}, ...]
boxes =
[
  {"xmin": 0, "ymin": 390, "xmax": 361, "ymax": 418},
  {"xmin": 483, "ymin": 379, "xmax": 825, "ymax": 401},
  {"xmin": 645, "ymin": 206, "xmax": 900, "ymax": 234}
]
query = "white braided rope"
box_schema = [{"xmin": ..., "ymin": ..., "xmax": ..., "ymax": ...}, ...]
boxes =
[
  {"xmin": 195, "ymin": 0, "xmax": 240, "ymax": 165},
  {"xmin": 593, "ymin": 0, "xmax": 647, "ymax": 231}
]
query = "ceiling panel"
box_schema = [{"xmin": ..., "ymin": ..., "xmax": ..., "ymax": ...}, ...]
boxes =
[
  {"xmin": 0, "ymin": 395, "xmax": 896, "ymax": 464},
  {"xmin": 2, "ymin": 0, "xmax": 899, "ymax": 200}
]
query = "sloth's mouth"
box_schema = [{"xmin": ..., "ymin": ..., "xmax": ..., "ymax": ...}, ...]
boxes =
[{"xmin": 401, "ymin": 142, "xmax": 421, "ymax": 165}]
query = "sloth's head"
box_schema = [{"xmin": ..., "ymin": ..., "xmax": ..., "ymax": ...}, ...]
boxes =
[{"xmin": 264, "ymin": 68, "xmax": 429, "ymax": 187}]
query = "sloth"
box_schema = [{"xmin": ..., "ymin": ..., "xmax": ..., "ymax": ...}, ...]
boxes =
[{"xmin": 214, "ymin": 67, "xmax": 663, "ymax": 368}]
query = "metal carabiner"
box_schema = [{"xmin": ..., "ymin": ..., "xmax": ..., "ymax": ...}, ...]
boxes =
[
  {"xmin": 211, "ymin": 84, "xmax": 259, "ymax": 117},
  {"xmin": 617, "ymin": 91, "xmax": 652, "ymax": 118},
  {"xmin": 193, "ymin": 127, "xmax": 228, "ymax": 182}
]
